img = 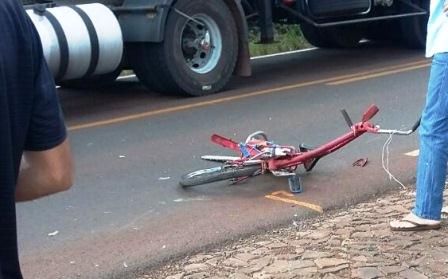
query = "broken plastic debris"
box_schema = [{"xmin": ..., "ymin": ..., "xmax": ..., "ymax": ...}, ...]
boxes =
[
  {"xmin": 119, "ymin": 155, "xmax": 126, "ymax": 158},
  {"xmin": 158, "ymin": 177, "xmax": 171, "ymax": 181},
  {"xmin": 123, "ymin": 262, "xmax": 128, "ymax": 268},
  {"xmin": 173, "ymin": 197, "xmax": 206, "ymax": 203},
  {"xmin": 47, "ymin": 230, "xmax": 59, "ymax": 237},
  {"xmin": 352, "ymin": 158, "xmax": 368, "ymax": 167}
]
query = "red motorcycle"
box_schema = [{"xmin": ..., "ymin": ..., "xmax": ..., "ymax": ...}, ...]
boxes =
[{"xmin": 180, "ymin": 105, "xmax": 420, "ymax": 193}]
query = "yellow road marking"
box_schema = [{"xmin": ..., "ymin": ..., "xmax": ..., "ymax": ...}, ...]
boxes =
[
  {"xmin": 265, "ymin": 190, "xmax": 323, "ymax": 213},
  {"xmin": 405, "ymin": 149, "xmax": 419, "ymax": 157},
  {"xmin": 326, "ymin": 59, "xmax": 428, "ymax": 84},
  {"xmin": 67, "ymin": 79, "xmax": 320, "ymax": 131},
  {"xmin": 271, "ymin": 190, "xmax": 295, "ymax": 197},
  {"xmin": 327, "ymin": 62, "xmax": 430, "ymax": 85},
  {"xmin": 68, "ymin": 60, "xmax": 428, "ymax": 132}
]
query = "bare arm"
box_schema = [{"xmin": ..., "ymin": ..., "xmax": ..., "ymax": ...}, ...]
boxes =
[{"xmin": 16, "ymin": 139, "xmax": 74, "ymax": 202}]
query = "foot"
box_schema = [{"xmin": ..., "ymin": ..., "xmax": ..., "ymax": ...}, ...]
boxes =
[
  {"xmin": 390, "ymin": 212, "xmax": 441, "ymax": 231},
  {"xmin": 442, "ymin": 206, "xmax": 448, "ymax": 218}
]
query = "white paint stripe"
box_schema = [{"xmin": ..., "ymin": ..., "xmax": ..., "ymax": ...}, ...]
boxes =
[
  {"xmin": 405, "ymin": 149, "xmax": 419, "ymax": 157},
  {"xmin": 113, "ymin": 48, "xmax": 319, "ymax": 81},
  {"xmin": 117, "ymin": 74, "xmax": 137, "ymax": 80},
  {"xmin": 173, "ymin": 197, "xmax": 207, "ymax": 203},
  {"xmin": 251, "ymin": 47, "xmax": 318, "ymax": 60}
]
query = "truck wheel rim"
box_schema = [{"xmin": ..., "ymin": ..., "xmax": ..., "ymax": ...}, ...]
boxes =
[{"xmin": 180, "ymin": 14, "xmax": 222, "ymax": 74}]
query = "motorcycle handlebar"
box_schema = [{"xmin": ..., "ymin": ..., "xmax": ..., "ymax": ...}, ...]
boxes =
[
  {"xmin": 340, "ymin": 105, "xmax": 420, "ymax": 136},
  {"xmin": 376, "ymin": 117, "xmax": 421, "ymax": 135}
]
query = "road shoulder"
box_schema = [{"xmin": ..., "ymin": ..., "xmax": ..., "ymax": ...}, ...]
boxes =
[{"xmin": 139, "ymin": 187, "xmax": 448, "ymax": 279}]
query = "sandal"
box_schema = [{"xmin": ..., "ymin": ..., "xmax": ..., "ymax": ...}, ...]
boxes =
[
  {"xmin": 390, "ymin": 216, "xmax": 441, "ymax": 232},
  {"xmin": 442, "ymin": 206, "xmax": 448, "ymax": 219}
]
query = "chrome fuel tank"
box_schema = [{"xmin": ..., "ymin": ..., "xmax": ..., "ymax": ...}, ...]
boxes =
[{"xmin": 26, "ymin": 3, "xmax": 123, "ymax": 81}]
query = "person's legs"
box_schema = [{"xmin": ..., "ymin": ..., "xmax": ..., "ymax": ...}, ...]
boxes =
[
  {"xmin": 413, "ymin": 53, "xmax": 448, "ymax": 221},
  {"xmin": 390, "ymin": 53, "xmax": 448, "ymax": 231}
]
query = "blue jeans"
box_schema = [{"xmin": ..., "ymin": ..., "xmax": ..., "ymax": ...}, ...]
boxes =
[{"xmin": 413, "ymin": 52, "xmax": 448, "ymax": 221}]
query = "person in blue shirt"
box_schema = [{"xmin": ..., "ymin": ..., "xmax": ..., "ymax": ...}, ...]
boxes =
[
  {"xmin": 0, "ymin": 0, "xmax": 74, "ymax": 277},
  {"xmin": 390, "ymin": 0, "xmax": 448, "ymax": 231}
]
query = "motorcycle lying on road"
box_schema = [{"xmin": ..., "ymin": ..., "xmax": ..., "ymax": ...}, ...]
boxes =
[{"xmin": 180, "ymin": 105, "xmax": 420, "ymax": 193}]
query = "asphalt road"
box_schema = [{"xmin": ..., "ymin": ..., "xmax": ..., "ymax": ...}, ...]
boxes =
[{"xmin": 17, "ymin": 43, "xmax": 430, "ymax": 279}]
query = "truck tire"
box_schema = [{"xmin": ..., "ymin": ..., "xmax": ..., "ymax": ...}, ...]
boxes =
[
  {"xmin": 58, "ymin": 69, "xmax": 121, "ymax": 90},
  {"xmin": 21, "ymin": 0, "xmax": 36, "ymax": 4},
  {"xmin": 300, "ymin": 24, "xmax": 363, "ymax": 48},
  {"xmin": 399, "ymin": 0, "xmax": 429, "ymax": 49},
  {"xmin": 128, "ymin": 0, "xmax": 238, "ymax": 96}
]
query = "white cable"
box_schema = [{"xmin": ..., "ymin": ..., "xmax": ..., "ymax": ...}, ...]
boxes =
[{"xmin": 381, "ymin": 132, "xmax": 406, "ymax": 189}]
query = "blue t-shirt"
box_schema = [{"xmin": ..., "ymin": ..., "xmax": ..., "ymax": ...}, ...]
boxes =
[{"xmin": 0, "ymin": 1, "xmax": 66, "ymax": 278}]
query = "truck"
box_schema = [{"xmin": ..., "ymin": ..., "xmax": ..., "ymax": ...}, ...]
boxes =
[{"xmin": 22, "ymin": 0, "xmax": 429, "ymax": 96}]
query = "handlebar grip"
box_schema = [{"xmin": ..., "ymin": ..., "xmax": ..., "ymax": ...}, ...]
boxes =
[
  {"xmin": 362, "ymin": 104, "xmax": 379, "ymax": 122},
  {"xmin": 341, "ymin": 109, "xmax": 353, "ymax": 128},
  {"xmin": 411, "ymin": 117, "xmax": 421, "ymax": 132}
]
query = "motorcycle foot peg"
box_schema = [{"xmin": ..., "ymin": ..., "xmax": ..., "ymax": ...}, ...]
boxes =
[{"xmin": 288, "ymin": 175, "xmax": 303, "ymax": 194}]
